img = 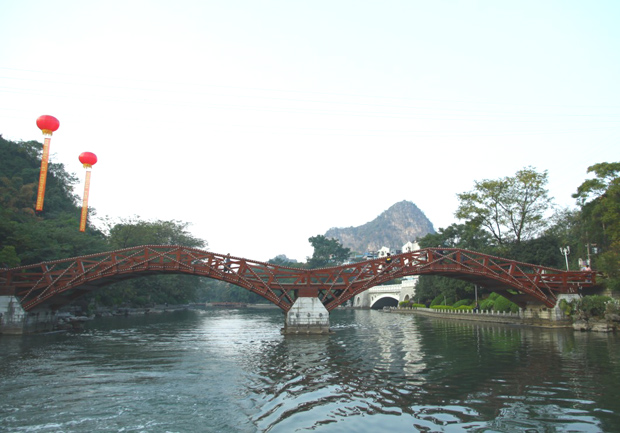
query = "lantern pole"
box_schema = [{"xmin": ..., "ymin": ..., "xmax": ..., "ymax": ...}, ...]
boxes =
[
  {"xmin": 35, "ymin": 115, "xmax": 60, "ymax": 211},
  {"xmin": 79, "ymin": 168, "xmax": 92, "ymax": 232},
  {"xmin": 78, "ymin": 152, "xmax": 97, "ymax": 232}
]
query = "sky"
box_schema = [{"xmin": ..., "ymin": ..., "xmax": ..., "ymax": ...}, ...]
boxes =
[{"xmin": 1, "ymin": 1, "xmax": 619, "ymax": 262}]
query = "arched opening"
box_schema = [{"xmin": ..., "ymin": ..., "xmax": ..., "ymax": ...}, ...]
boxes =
[{"xmin": 371, "ymin": 296, "xmax": 398, "ymax": 310}]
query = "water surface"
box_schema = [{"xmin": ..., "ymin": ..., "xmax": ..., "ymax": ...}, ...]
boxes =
[{"xmin": 1, "ymin": 308, "xmax": 619, "ymax": 432}]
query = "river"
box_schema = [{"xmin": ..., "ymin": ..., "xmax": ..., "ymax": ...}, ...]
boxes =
[{"xmin": 1, "ymin": 308, "xmax": 619, "ymax": 432}]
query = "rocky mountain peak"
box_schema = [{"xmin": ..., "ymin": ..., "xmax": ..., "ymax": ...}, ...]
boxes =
[{"xmin": 324, "ymin": 200, "xmax": 435, "ymax": 254}]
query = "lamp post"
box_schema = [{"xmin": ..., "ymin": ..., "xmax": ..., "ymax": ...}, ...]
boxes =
[{"xmin": 560, "ymin": 246, "xmax": 571, "ymax": 271}]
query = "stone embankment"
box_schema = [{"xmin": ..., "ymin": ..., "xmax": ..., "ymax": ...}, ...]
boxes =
[
  {"xmin": 386, "ymin": 307, "xmax": 572, "ymax": 328},
  {"xmin": 387, "ymin": 306, "xmax": 620, "ymax": 332}
]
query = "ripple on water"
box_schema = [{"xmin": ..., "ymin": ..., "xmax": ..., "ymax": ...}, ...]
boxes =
[{"xmin": 1, "ymin": 309, "xmax": 619, "ymax": 432}]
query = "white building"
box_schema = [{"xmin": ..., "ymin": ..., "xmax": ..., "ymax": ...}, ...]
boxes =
[{"xmin": 352, "ymin": 241, "xmax": 420, "ymax": 309}]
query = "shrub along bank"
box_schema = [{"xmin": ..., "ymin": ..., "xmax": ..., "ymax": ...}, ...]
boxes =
[{"xmin": 400, "ymin": 294, "xmax": 620, "ymax": 332}]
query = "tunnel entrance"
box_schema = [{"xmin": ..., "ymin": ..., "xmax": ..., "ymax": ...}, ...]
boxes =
[{"xmin": 371, "ymin": 296, "xmax": 398, "ymax": 310}]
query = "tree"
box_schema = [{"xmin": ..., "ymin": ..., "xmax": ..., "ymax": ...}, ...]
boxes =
[
  {"xmin": 455, "ymin": 167, "xmax": 551, "ymax": 246},
  {"xmin": 105, "ymin": 216, "xmax": 206, "ymax": 249},
  {"xmin": 0, "ymin": 136, "xmax": 107, "ymax": 265},
  {"xmin": 573, "ymin": 162, "xmax": 620, "ymax": 290},
  {"xmin": 93, "ymin": 217, "xmax": 208, "ymax": 307},
  {"xmin": 418, "ymin": 222, "xmax": 493, "ymax": 252},
  {"xmin": 306, "ymin": 235, "xmax": 350, "ymax": 268},
  {"xmin": 415, "ymin": 224, "xmax": 489, "ymax": 305}
]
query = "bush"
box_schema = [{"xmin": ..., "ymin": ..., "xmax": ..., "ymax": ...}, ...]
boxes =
[
  {"xmin": 412, "ymin": 303, "xmax": 426, "ymax": 308},
  {"xmin": 431, "ymin": 305, "xmax": 454, "ymax": 310},
  {"xmin": 559, "ymin": 298, "xmax": 575, "ymax": 316},
  {"xmin": 431, "ymin": 295, "xmax": 455, "ymax": 307},
  {"xmin": 430, "ymin": 295, "xmax": 444, "ymax": 307},
  {"xmin": 479, "ymin": 298, "xmax": 494, "ymax": 311},
  {"xmin": 493, "ymin": 295, "xmax": 519, "ymax": 313},
  {"xmin": 453, "ymin": 299, "xmax": 474, "ymax": 308},
  {"xmin": 575, "ymin": 295, "xmax": 613, "ymax": 319},
  {"xmin": 456, "ymin": 305, "xmax": 473, "ymax": 311}
]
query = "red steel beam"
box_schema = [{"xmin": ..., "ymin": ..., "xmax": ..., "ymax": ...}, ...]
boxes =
[{"xmin": 0, "ymin": 246, "xmax": 596, "ymax": 312}]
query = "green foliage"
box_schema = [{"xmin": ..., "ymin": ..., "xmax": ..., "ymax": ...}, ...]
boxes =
[
  {"xmin": 575, "ymin": 295, "xmax": 613, "ymax": 319},
  {"xmin": 105, "ymin": 216, "xmax": 205, "ymax": 249},
  {"xmin": 431, "ymin": 305, "xmax": 454, "ymax": 310},
  {"xmin": 559, "ymin": 298, "xmax": 574, "ymax": 316},
  {"xmin": 455, "ymin": 166, "xmax": 551, "ymax": 245},
  {"xmin": 0, "ymin": 136, "xmax": 107, "ymax": 265},
  {"xmin": 416, "ymin": 223, "xmax": 486, "ymax": 305},
  {"xmin": 502, "ymin": 234, "xmax": 564, "ymax": 268},
  {"xmin": 453, "ymin": 299, "xmax": 473, "ymax": 308},
  {"xmin": 479, "ymin": 293, "xmax": 499, "ymax": 311},
  {"xmin": 196, "ymin": 279, "xmax": 266, "ymax": 304},
  {"xmin": 430, "ymin": 294, "xmax": 455, "ymax": 307},
  {"xmin": 493, "ymin": 294, "xmax": 519, "ymax": 313},
  {"xmin": 411, "ymin": 303, "xmax": 426, "ymax": 308},
  {"xmin": 306, "ymin": 235, "xmax": 350, "ymax": 268},
  {"xmin": 0, "ymin": 246, "xmax": 20, "ymax": 267},
  {"xmin": 419, "ymin": 222, "xmax": 493, "ymax": 252},
  {"xmin": 573, "ymin": 162, "xmax": 620, "ymax": 289}
]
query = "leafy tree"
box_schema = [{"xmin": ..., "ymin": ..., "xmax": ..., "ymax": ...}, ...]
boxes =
[
  {"xmin": 0, "ymin": 136, "xmax": 107, "ymax": 265},
  {"xmin": 455, "ymin": 167, "xmax": 551, "ymax": 246},
  {"xmin": 418, "ymin": 222, "xmax": 493, "ymax": 252},
  {"xmin": 306, "ymin": 235, "xmax": 350, "ymax": 268},
  {"xmin": 93, "ymin": 217, "xmax": 208, "ymax": 307},
  {"xmin": 503, "ymin": 234, "xmax": 564, "ymax": 269},
  {"xmin": 196, "ymin": 279, "xmax": 266, "ymax": 304},
  {"xmin": 415, "ymin": 224, "xmax": 487, "ymax": 305},
  {"xmin": 104, "ymin": 216, "xmax": 206, "ymax": 249},
  {"xmin": 573, "ymin": 162, "xmax": 620, "ymax": 290},
  {"xmin": 268, "ymin": 254, "xmax": 303, "ymax": 268}
]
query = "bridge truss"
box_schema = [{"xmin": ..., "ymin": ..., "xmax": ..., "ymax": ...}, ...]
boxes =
[{"xmin": 0, "ymin": 245, "xmax": 595, "ymax": 312}]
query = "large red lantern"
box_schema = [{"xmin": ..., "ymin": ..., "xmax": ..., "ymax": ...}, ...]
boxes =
[
  {"xmin": 78, "ymin": 152, "xmax": 97, "ymax": 232},
  {"xmin": 35, "ymin": 115, "xmax": 60, "ymax": 211}
]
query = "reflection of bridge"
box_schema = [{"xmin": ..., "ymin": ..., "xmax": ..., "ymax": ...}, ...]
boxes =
[{"xmin": 0, "ymin": 245, "xmax": 595, "ymax": 333}]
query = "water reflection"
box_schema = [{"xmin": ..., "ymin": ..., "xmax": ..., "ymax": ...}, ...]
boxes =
[
  {"xmin": 1, "ymin": 308, "xmax": 619, "ymax": 432},
  {"xmin": 240, "ymin": 311, "xmax": 619, "ymax": 432}
]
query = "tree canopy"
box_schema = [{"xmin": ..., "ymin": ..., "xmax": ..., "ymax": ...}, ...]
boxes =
[
  {"xmin": 573, "ymin": 162, "xmax": 620, "ymax": 290},
  {"xmin": 306, "ymin": 235, "xmax": 350, "ymax": 268},
  {"xmin": 455, "ymin": 167, "xmax": 551, "ymax": 246}
]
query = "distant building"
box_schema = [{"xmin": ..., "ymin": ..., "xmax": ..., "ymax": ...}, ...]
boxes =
[{"xmin": 351, "ymin": 241, "xmax": 420, "ymax": 309}]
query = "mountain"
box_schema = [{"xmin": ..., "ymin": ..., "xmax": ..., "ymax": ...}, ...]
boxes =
[{"xmin": 324, "ymin": 200, "xmax": 435, "ymax": 253}]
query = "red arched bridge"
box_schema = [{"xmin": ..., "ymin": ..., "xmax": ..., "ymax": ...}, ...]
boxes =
[{"xmin": 0, "ymin": 245, "xmax": 595, "ymax": 315}]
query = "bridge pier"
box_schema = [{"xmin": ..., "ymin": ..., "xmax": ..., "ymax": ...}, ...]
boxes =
[
  {"xmin": 283, "ymin": 297, "xmax": 331, "ymax": 334},
  {"xmin": 0, "ymin": 296, "xmax": 57, "ymax": 334}
]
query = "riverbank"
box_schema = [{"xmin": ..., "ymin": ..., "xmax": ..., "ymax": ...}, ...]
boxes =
[
  {"xmin": 1, "ymin": 303, "xmax": 281, "ymax": 334},
  {"xmin": 387, "ymin": 307, "xmax": 619, "ymax": 332},
  {"xmin": 386, "ymin": 307, "xmax": 573, "ymax": 328}
]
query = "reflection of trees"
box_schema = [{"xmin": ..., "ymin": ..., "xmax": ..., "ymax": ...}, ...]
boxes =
[
  {"xmin": 413, "ymin": 317, "xmax": 619, "ymax": 430},
  {"xmin": 237, "ymin": 311, "xmax": 619, "ymax": 431},
  {"xmin": 239, "ymin": 310, "xmax": 434, "ymax": 430}
]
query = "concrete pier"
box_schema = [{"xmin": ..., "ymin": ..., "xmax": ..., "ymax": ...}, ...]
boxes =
[
  {"xmin": 0, "ymin": 296, "xmax": 57, "ymax": 334},
  {"xmin": 283, "ymin": 297, "xmax": 331, "ymax": 334}
]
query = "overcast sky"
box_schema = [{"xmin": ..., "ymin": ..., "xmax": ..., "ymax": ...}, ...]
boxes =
[{"xmin": 1, "ymin": 1, "xmax": 619, "ymax": 262}]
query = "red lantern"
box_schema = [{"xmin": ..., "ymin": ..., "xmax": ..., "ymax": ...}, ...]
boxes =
[
  {"xmin": 36, "ymin": 115, "xmax": 60, "ymax": 135},
  {"xmin": 78, "ymin": 152, "xmax": 97, "ymax": 232},
  {"xmin": 34, "ymin": 115, "xmax": 60, "ymax": 211}
]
